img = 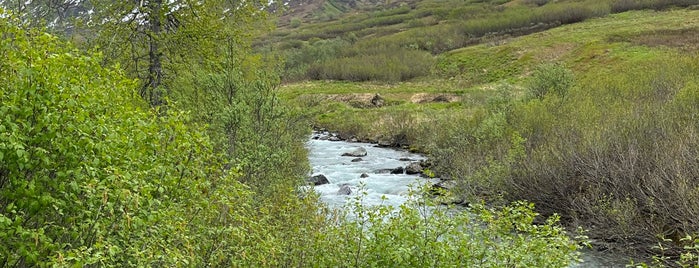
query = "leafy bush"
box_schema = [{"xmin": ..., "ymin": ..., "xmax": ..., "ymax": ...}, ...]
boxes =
[
  {"xmin": 611, "ymin": 0, "xmax": 697, "ymax": 13},
  {"xmin": 282, "ymin": 37, "xmax": 351, "ymax": 82},
  {"xmin": 527, "ymin": 63, "xmax": 574, "ymax": 100},
  {"xmin": 304, "ymin": 185, "xmax": 584, "ymax": 267}
]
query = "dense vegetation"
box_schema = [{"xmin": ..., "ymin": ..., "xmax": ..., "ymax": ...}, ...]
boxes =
[
  {"xmin": 0, "ymin": 1, "xmax": 585, "ymax": 267},
  {"xmin": 276, "ymin": 0, "xmax": 699, "ymax": 265}
]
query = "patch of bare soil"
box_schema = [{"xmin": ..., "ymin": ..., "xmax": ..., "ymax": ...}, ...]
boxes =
[
  {"xmin": 409, "ymin": 93, "xmax": 460, "ymax": 104},
  {"xmin": 538, "ymin": 43, "xmax": 577, "ymax": 62}
]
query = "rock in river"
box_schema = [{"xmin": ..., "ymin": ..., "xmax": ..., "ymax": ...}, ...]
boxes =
[
  {"xmin": 390, "ymin": 166, "xmax": 404, "ymax": 174},
  {"xmin": 338, "ymin": 184, "xmax": 352, "ymax": 195},
  {"xmin": 308, "ymin": 174, "xmax": 330, "ymax": 186},
  {"xmin": 405, "ymin": 162, "xmax": 422, "ymax": 175},
  {"xmin": 341, "ymin": 147, "xmax": 367, "ymax": 157}
]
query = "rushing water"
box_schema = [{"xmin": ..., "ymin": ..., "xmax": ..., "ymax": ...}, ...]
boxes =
[
  {"xmin": 307, "ymin": 132, "xmax": 438, "ymax": 209},
  {"xmin": 306, "ymin": 132, "xmax": 626, "ymax": 267}
]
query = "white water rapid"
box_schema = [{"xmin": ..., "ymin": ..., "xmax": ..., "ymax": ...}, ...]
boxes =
[{"xmin": 307, "ymin": 132, "xmax": 438, "ymax": 209}]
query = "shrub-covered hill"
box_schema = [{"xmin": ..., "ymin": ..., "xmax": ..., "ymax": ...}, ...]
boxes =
[{"xmin": 261, "ymin": 0, "xmax": 696, "ymax": 83}]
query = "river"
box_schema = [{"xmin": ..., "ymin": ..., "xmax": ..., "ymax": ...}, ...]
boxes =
[
  {"xmin": 307, "ymin": 131, "xmax": 438, "ymax": 209},
  {"xmin": 306, "ymin": 131, "xmax": 627, "ymax": 267}
]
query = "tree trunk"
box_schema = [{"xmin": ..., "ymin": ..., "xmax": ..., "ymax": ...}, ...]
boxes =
[{"xmin": 144, "ymin": 0, "xmax": 164, "ymax": 107}]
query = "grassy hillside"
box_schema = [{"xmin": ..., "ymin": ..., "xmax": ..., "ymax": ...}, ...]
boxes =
[
  {"xmin": 276, "ymin": 3, "xmax": 699, "ymax": 263},
  {"xmin": 262, "ymin": 0, "xmax": 696, "ymax": 83},
  {"xmin": 282, "ymin": 7, "xmax": 699, "ymax": 139}
]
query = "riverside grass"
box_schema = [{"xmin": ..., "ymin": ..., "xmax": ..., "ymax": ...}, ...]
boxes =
[{"xmin": 280, "ymin": 8, "xmax": 699, "ymax": 264}]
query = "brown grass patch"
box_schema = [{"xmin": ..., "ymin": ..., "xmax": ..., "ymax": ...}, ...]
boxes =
[
  {"xmin": 620, "ymin": 27, "xmax": 699, "ymax": 51},
  {"xmin": 410, "ymin": 93, "xmax": 460, "ymax": 103},
  {"xmin": 537, "ymin": 43, "xmax": 577, "ymax": 62}
]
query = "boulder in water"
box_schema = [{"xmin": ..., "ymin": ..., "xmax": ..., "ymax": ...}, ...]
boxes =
[
  {"xmin": 360, "ymin": 173, "xmax": 369, "ymax": 178},
  {"xmin": 405, "ymin": 162, "xmax": 422, "ymax": 175},
  {"xmin": 338, "ymin": 184, "xmax": 352, "ymax": 195},
  {"xmin": 376, "ymin": 140, "xmax": 392, "ymax": 147},
  {"xmin": 342, "ymin": 147, "xmax": 367, "ymax": 157},
  {"xmin": 390, "ymin": 167, "xmax": 404, "ymax": 174},
  {"xmin": 351, "ymin": 158, "xmax": 363, "ymax": 162},
  {"xmin": 374, "ymin": 168, "xmax": 392, "ymax": 174},
  {"xmin": 308, "ymin": 174, "xmax": 330, "ymax": 186}
]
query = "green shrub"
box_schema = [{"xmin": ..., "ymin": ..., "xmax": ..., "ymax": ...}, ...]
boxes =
[
  {"xmin": 308, "ymin": 48, "xmax": 434, "ymax": 82},
  {"xmin": 290, "ymin": 18, "xmax": 302, "ymax": 28},
  {"xmin": 0, "ymin": 16, "xmax": 322, "ymax": 267},
  {"xmin": 305, "ymin": 185, "xmax": 584, "ymax": 267},
  {"xmin": 611, "ymin": 0, "xmax": 697, "ymax": 13},
  {"xmin": 527, "ymin": 63, "xmax": 574, "ymax": 100}
]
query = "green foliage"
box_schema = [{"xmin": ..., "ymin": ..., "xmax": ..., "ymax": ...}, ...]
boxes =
[
  {"xmin": 282, "ymin": 37, "xmax": 351, "ymax": 82},
  {"xmin": 434, "ymin": 55, "xmax": 699, "ymax": 259},
  {"xmin": 611, "ymin": 0, "xmax": 697, "ymax": 13},
  {"xmin": 0, "ymin": 17, "xmax": 257, "ymax": 266},
  {"xmin": 307, "ymin": 48, "xmax": 434, "ymax": 82},
  {"xmin": 0, "ymin": 14, "xmax": 325, "ymax": 267},
  {"xmin": 290, "ymin": 18, "xmax": 302, "ymax": 28},
  {"xmin": 305, "ymin": 185, "xmax": 583, "ymax": 267},
  {"xmin": 82, "ymin": 0, "xmax": 271, "ymax": 106},
  {"xmin": 527, "ymin": 63, "xmax": 574, "ymax": 100}
]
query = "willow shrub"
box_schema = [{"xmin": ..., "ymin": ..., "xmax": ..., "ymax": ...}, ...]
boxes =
[
  {"xmin": 430, "ymin": 58, "xmax": 699, "ymax": 259},
  {"xmin": 307, "ymin": 47, "xmax": 434, "ymax": 82},
  {"xmin": 303, "ymin": 185, "xmax": 584, "ymax": 267}
]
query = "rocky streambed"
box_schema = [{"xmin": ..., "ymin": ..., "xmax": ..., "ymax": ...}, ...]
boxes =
[{"xmin": 306, "ymin": 131, "xmax": 442, "ymax": 208}]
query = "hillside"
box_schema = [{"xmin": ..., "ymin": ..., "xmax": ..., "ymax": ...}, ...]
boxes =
[
  {"xmin": 273, "ymin": 0, "xmax": 418, "ymax": 26},
  {"xmin": 268, "ymin": 0, "xmax": 699, "ymax": 263}
]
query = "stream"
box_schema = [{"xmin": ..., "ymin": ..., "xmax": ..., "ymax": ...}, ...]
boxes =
[
  {"xmin": 306, "ymin": 132, "xmax": 627, "ymax": 267},
  {"xmin": 307, "ymin": 131, "xmax": 438, "ymax": 208}
]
